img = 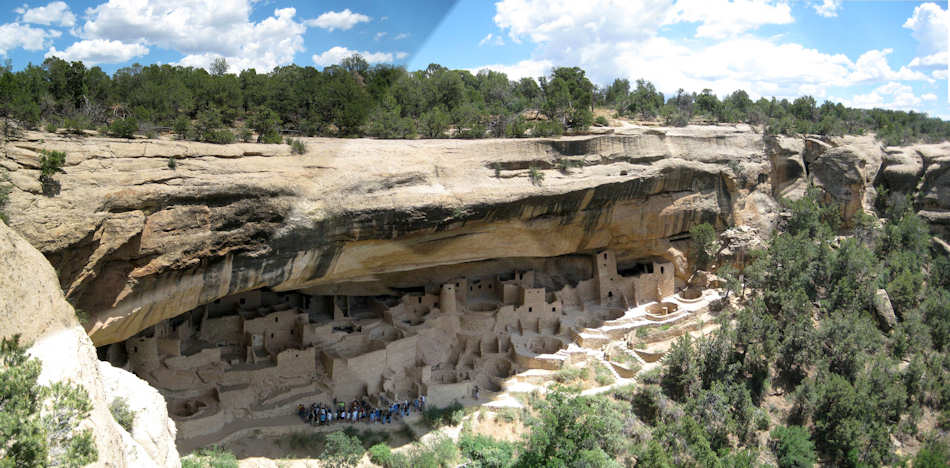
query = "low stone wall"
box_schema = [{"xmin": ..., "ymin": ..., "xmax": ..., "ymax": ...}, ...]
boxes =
[
  {"xmin": 166, "ymin": 347, "xmax": 221, "ymax": 370},
  {"xmin": 426, "ymin": 381, "xmax": 471, "ymax": 408}
]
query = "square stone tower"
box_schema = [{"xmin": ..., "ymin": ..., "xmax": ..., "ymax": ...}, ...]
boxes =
[{"xmin": 594, "ymin": 250, "xmax": 618, "ymax": 305}]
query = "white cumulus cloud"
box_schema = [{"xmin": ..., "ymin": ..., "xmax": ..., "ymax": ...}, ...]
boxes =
[
  {"xmin": 909, "ymin": 52, "xmax": 948, "ymax": 67},
  {"xmin": 852, "ymin": 82, "xmax": 925, "ymax": 110},
  {"xmin": 0, "ymin": 22, "xmax": 59, "ymax": 56},
  {"xmin": 469, "ymin": 59, "xmax": 554, "ymax": 81},
  {"xmin": 16, "ymin": 1, "xmax": 75, "ymax": 27},
  {"xmin": 75, "ymin": 1, "xmax": 306, "ymax": 72},
  {"xmin": 922, "ymin": 93, "xmax": 937, "ymax": 101},
  {"xmin": 45, "ymin": 39, "xmax": 148, "ymax": 64},
  {"xmin": 495, "ymin": 0, "xmax": 671, "ymax": 45},
  {"xmin": 478, "ymin": 33, "xmax": 505, "ymax": 47},
  {"xmin": 394, "ymin": 33, "xmax": 410, "ymax": 40},
  {"xmin": 904, "ymin": 2, "xmax": 949, "ymax": 72},
  {"xmin": 667, "ymin": 0, "xmax": 794, "ymax": 39},
  {"xmin": 487, "ymin": 0, "xmax": 935, "ymax": 107},
  {"xmin": 849, "ymin": 49, "xmax": 931, "ymax": 83},
  {"xmin": 305, "ymin": 9, "xmax": 371, "ymax": 31},
  {"xmin": 312, "ymin": 46, "xmax": 404, "ymax": 67},
  {"xmin": 812, "ymin": 0, "xmax": 841, "ymax": 18},
  {"xmin": 904, "ymin": 2, "xmax": 948, "ymax": 55}
]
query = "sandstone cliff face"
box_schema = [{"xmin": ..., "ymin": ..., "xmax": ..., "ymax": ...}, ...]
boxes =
[
  {"xmin": 872, "ymin": 142, "xmax": 950, "ymax": 237},
  {"xmin": 1, "ymin": 126, "xmax": 944, "ymax": 346},
  {"xmin": 0, "ymin": 220, "xmax": 180, "ymax": 467}
]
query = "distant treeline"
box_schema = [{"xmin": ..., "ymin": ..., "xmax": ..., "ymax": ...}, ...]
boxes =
[{"xmin": 0, "ymin": 55, "xmax": 948, "ymax": 145}]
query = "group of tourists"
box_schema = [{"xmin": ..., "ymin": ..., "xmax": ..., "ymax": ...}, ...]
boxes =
[{"xmin": 296, "ymin": 395, "xmax": 427, "ymax": 426}]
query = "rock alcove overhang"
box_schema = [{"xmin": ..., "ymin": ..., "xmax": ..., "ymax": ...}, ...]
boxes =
[
  {"xmin": 1, "ymin": 128, "xmax": 782, "ymax": 346},
  {"xmin": 77, "ymin": 176, "xmax": 730, "ymax": 348}
]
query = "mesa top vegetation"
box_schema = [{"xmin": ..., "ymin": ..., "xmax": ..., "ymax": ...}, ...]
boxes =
[{"xmin": 0, "ymin": 55, "xmax": 948, "ymax": 145}]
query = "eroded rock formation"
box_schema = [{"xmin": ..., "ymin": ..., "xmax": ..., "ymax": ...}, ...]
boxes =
[
  {"xmin": 3, "ymin": 126, "xmax": 772, "ymax": 346},
  {"xmin": 0, "ymin": 219, "xmax": 180, "ymax": 468},
  {"xmin": 5, "ymin": 124, "xmax": 949, "ymax": 456},
  {"xmin": 4, "ymin": 126, "xmax": 947, "ymax": 349}
]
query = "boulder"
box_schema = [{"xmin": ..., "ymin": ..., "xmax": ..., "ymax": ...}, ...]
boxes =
[
  {"xmin": 873, "ymin": 289, "xmax": 897, "ymax": 330},
  {"xmin": 688, "ymin": 270, "xmax": 710, "ymax": 288},
  {"xmin": 718, "ymin": 225, "xmax": 765, "ymax": 269},
  {"xmin": 810, "ymin": 137, "xmax": 885, "ymax": 222},
  {"xmin": 918, "ymin": 149, "xmax": 950, "ymax": 212},
  {"xmin": 878, "ymin": 147, "xmax": 924, "ymax": 196}
]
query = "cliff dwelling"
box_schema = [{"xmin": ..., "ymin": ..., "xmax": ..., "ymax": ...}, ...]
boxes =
[{"xmin": 97, "ymin": 250, "xmax": 717, "ymax": 449}]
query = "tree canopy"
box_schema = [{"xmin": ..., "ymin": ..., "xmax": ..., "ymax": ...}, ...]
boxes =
[{"xmin": 0, "ymin": 55, "xmax": 946, "ymax": 144}]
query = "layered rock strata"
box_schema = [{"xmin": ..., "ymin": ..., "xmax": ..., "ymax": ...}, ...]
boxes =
[{"xmin": 2, "ymin": 126, "xmax": 946, "ymax": 346}]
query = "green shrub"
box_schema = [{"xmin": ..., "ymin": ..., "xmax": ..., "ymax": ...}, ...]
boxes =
[
  {"xmin": 281, "ymin": 431, "xmax": 323, "ymax": 450},
  {"xmin": 914, "ymin": 439, "xmax": 950, "ymax": 467},
  {"xmin": 631, "ymin": 385, "xmax": 664, "ymax": 425},
  {"xmin": 505, "ymin": 116, "xmax": 530, "ymax": 138},
  {"xmin": 208, "ymin": 129, "xmax": 235, "ymax": 145},
  {"xmin": 287, "ymin": 138, "xmax": 306, "ymax": 154},
  {"xmin": 638, "ymin": 367, "xmax": 662, "ymax": 385},
  {"xmin": 555, "ymin": 365, "xmax": 587, "ymax": 383},
  {"xmin": 321, "ymin": 431, "xmax": 364, "ymax": 468},
  {"xmin": 528, "ymin": 166, "xmax": 544, "ymax": 186},
  {"xmin": 515, "ymin": 390, "xmax": 626, "ymax": 467},
  {"xmin": 458, "ymin": 432, "xmax": 515, "ymax": 468},
  {"xmin": 39, "ymin": 149, "xmax": 67, "ymax": 180},
  {"xmin": 110, "ymin": 397, "xmax": 135, "ymax": 432},
  {"xmin": 689, "ymin": 222, "xmax": 718, "ymax": 270},
  {"xmin": 754, "ymin": 409, "xmax": 770, "ymax": 431},
  {"xmin": 493, "ymin": 407, "xmax": 519, "ymax": 423},
  {"xmin": 531, "ymin": 120, "xmax": 563, "ymax": 137},
  {"xmin": 0, "ymin": 175, "xmax": 10, "ymax": 223},
  {"xmin": 249, "ymin": 107, "xmax": 281, "ymax": 143},
  {"xmin": 63, "ymin": 115, "xmax": 89, "ymax": 135},
  {"xmin": 45, "ymin": 121, "xmax": 58, "ymax": 133},
  {"xmin": 173, "ymin": 116, "xmax": 191, "ymax": 140},
  {"xmin": 770, "ymin": 425, "xmax": 816, "ymax": 468},
  {"xmin": 408, "ymin": 436, "xmax": 458, "ymax": 468},
  {"xmin": 490, "ymin": 162, "xmax": 502, "ymax": 177},
  {"xmin": 109, "ymin": 117, "xmax": 138, "ymax": 139},
  {"xmin": 573, "ymin": 448, "xmax": 622, "ymax": 468},
  {"xmin": 938, "ymin": 410, "xmax": 950, "ymax": 430},
  {"xmin": 594, "ymin": 115, "xmax": 609, "ymax": 127},
  {"xmin": 593, "ymin": 361, "xmax": 615, "ymax": 386},
  {"xmin": 420, "ymin": 108, "xmax": 450, "ymax": 138},
  {"xmin": 195, "ymin": 107, "xmax": 227, "ymax": 143},
  {"xmin": 238, "ymin": 127, "xmax": 253, "ymax": 143},
  {"xmin": 183, "ymin": 446, "xmax": 238, "ymax": 468},
  {"xmin": 555, "ymin": 157, "xmax": 582, "ymax": 174},
  {"xmin": 168, "ymin": 157, "xmax": 177, "ymax": 170},
  {"xmin": 423, "ymin": 402, "xmax": 465, "ymax": 428},
  {"xmin": 368, "ymin": 443, "xmax": 394, "ymax": 466},
  {"xmin": 261, "ymin": 132, "xmax": 283, "ymax": 144}
]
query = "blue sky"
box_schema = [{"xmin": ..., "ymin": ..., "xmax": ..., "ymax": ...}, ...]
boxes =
[{"xmin": 0, "ymin": 0, "xmax": 947, "ymax": 117}]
